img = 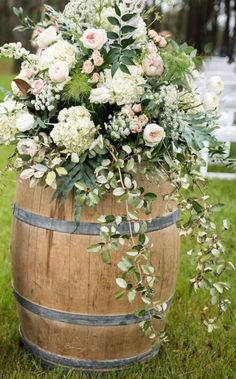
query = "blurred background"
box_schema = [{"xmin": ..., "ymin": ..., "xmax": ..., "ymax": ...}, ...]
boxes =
[
  {"xmin": 1, "ymin": 0, "xmax": 236, "ymax": 59},
  {"xmin": 0, "ymin": 1, "xmax": 236, "ymax": 377}
]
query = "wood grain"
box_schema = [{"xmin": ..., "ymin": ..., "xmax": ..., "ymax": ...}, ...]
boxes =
[{"xmin": 11, "ymin": 178, "xmax": 180, "ymax": 366}]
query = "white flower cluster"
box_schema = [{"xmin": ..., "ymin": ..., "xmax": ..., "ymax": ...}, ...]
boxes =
[
  {"xmin": 105, "ymin": 114, "xmax": 132, "ymax": 140},
  {"xmin": 40, "ymin": 40, "xmax": 78, "ymax": 69},
  {"xmin": 31, "ymin": 83, "xmax": 61, "ymax": 112},
  {"xmin": 0, "ymin": 100, "xmax": 25, "ymax": 144},
  {"xmin": 61, "ymin": 0, "xmax": 115, "ymax": 31},
  {"xmin": 0, "ymin": 42, "xmax": 30, "ymax": 60},
  {"xmin": 90, "ymin": 66, "xmax": 145, "ymax": 106},
  {"xmin": 50, "ymin": 106, "xmax": 95, "ymax": 156},
  {"xmin": 144, "ymin": 84, "xmax": 178, "ymax": 118}
]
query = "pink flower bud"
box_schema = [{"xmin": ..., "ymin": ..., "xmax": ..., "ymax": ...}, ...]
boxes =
[
  {"xmin": 139, "ymin": 114, "xmax": 149, "ymax": 125},
  {"xmin": 82, "ymin": 60, "xmax": 94, "ymax": 74},
  {"xmin": 159, "ymin": 37, "xmax": 168, "ymax": 48},
  {"xmin": 31, "ymin": 79, "xmax": 45, "ymax": 94},
  {"xmin": 148, "ymin": 30, "xmax": 158, "ymax": 39},
  {"xmin": 90, "ymin": 72, "xmax": 100, "ymax": 84},
  {"xmin": 131, "ymin": 119, "xmax": 143, "ymax": 133},
  {"xmin": 132, "ymin": 103, "xmax": 142, "ymax": 113}
]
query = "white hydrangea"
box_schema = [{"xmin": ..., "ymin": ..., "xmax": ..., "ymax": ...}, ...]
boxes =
[
  {"xmin": 40, "ymin": 40, "xmax": 78, "ymax": 69},
  {"xmin": 50, "ymin": 106, "xmax": 96, "ymax": 156},
  {"xmin": 0, "ymin": 100, "xmax": 25, "ymax": 145},
  {"xmin": 90, "ymin": 66, "xmax": 146, "ymax": 106}
]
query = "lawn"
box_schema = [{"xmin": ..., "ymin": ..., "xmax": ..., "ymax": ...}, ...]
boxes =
[{"xmin": 0, "ymin": 76, "xmax": 236, "ymax": 379}]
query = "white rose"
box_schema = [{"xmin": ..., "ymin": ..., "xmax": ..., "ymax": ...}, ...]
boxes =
[
  {"xmin": 207, "ymin": 76, "xmax": 224, "ymax": 94},
  {"xmin": 49, "ymin": 61, "xmax": 70, "ymax": 83},
  {"xmin": 142, "ymin": 54, "xmax": 164, "ymax": 77},
  {"xmin": 90, "ymin": 87, "xmax": 111, "ymax": 104},
  {"xmin": 143, "ymin": 124, "xmax": 166, "ymax": 147},
  {"xmin": 16, "ymin": 113, "xmax": 35, "ymax": 132},
  {"xmin": 203, "ymin": 92, "xmax": 219, "ymax": 111},
  {"xmin": 36, "ymin": 26, "xmax": 58, "ymax": 48},
  {"xmin": 17, "ymin": 139, "xmax": 38, "ymax": 157},
  {"xmin": 80, "ymin": 28, "xmax": 108, "ymax": 50}
]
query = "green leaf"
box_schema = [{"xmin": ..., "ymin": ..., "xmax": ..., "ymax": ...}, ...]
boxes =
[
  {"xmin": 56, "ymin": 167, "xmax": 67, "ymax": 176},
  {"xmin": 192, "ymin": 200, "xmax": 203, "ymax": 213},
  {"xmin": 75, "ymin": 181, "xmax": 87, "ymax": 191},
  {"xmin": 101, "ymin": 250, "xmax": 111, "ymax": 264},
  {"xmin": 213, "ymin": 283, "xmax": 224, "ymax": 294},
  {"xmin": 113, "ymin": 187, "xmax": 126, "ymax": 196},
  {"xmin": 144, "ymin": 193, "xmax": 157, "ymax": 201},
  {"xmin": 121, "ymin": 25, "xmax": 136, "ymax": 34},
  {"xmin": 128, "ymin": 210, "xmax": 139, "ymax": 220},
  {"xmin": 116, "ymin": 278, "xmax": 127, "ymax": 289},
  {"xmin": 114, "ymin": 3, "xmax": 121, "ymax": 16},
  {"xmin": 119, "ymin": 64, "xmax": 131, "ymax": 75},
  {"xmin": 211, "ymin": 203, "xmax": 224, "ymax": 212},
  {"xmin": 46, "ymin": 171, "xmax": 56, "ymax": 188},
  {"xmin": 122, "ymin": 37, "xmax": 135, "ymax": 48},
  {"xmin": 122, "ymin": 145, "xmax": 132, "ymax": 155},
  {"xmin": 76, "ymin": 192, "xmax": 86, "ymax": 206},
  {"xmin": 126, "ymin": 158, "xmax": 135, "ymax": 171},
  {"xmin": 128, "ymin": 290, "xmax": 136, "ymax": 303},
  {"xmin": 223, "ymin": 219, "xmax": 230, "ymax": 230},
  {"xmin": 141, "ymin": 265, "xmax": 155, "ymax": 275},
  {"xmin": 107, "ymin": 31, "xmax": 119, "ymax": 40},
  {"xmin": 121, "ymin": 56, "xmax": 134, "ymax": 65},
  {"xmin": 115, "ymin": 291, "xmax": 125, "ymax": 300},
  {"xmin": 123, "ymin": 49, "xmax": 136, "ymax": 58},
  {"xmin": 88, "ymin": 244, "xmax": 102, "ymax": 253},
  {"xmin": 122, "ymin": 13, "xmax": 136, "ymax": 21},
  {"xmin": 124, "ymin": 176, "xmax": 132, "ymax": 189},
  {"xmin": 111, "ymin": 62, "xmax": 120, "ymax": 77},
  {"xmin": 107, "ymin": 16, "xmax": 120, "ymax": 26}
]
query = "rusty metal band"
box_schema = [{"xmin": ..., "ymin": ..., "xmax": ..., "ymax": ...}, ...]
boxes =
[
  {"xmin": 14, "ymin": 287, "xmax": 172, "ymax": 327},
  {"xmin": 20, "ymin": 328, "xmax": 160, "ymax": 371},
  {"xmin": 13, "ymin": 203, "xmax": 180, "ymax": 236}
]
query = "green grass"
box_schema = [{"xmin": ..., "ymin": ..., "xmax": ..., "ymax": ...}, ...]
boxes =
[{"xmin": 0, "ymin": 79, "xmax": 236, "ymax": 379}]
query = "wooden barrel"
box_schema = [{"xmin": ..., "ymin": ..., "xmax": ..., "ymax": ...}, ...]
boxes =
[{"xmin": 11, "ymin": 178, "xmax": 180, "ymax": 372}]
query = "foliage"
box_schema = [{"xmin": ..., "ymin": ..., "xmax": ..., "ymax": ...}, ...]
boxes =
[{"xmin": 0, "ymin": 0, "xmax": 234, "ymax": 345}]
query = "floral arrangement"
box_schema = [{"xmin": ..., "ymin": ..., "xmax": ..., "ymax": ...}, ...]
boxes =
[{"xmin": 0, "ymin": 0, "xmax": 233, "ymax": 342}]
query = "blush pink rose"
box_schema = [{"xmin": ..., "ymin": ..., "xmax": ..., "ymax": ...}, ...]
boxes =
[
  {"xmin": 159, "ymin": 37, "xmax": 168, "ymax": 48},
  {"xmin": 148, "ymin": 30, "xmax": 158, "ymax": 39},
  {"xmin": 142, "ymin": 54, "xmax": 164, "ymax": 77},
  {"xmin": 82, "ymin": 60, "xmax": 94, "ymax": 74},
  {"xmin": 20, "ymin": 68, "xmax": 33, "ymax": 79},
  {"xmin": 80, "ymin": 29, "xmax": 108, "ymax": 50},
  {"xmin": 92, "ymin": 50, "xmax": 104, "ymax": 66},
  {"xmin": 32, "ymin": 79, "xmax": 45, "ymax": 94},
  {"xmin": 121, "ymin": 105, "xmax": 135, "ymax": 118},
  {"xmin": 143, "ymin": 124, "xmax": 166, "ymax": 147},
  {"xmin": 139, "ymin": 114, "xmax": 149, "ymax": 125},
  {"xmin": 89, "ymin": 73, "xmax": 100, "ymax": 84},
  {"xmin": 132, "ymin": 103, "xmax": 142, "ymax": 113},
  {"xmin": 131, "ymin": 119, "xmax": 143, "ymax": 133},
  {"xmin": 49, "ymin": 61, "xmax": 69, "ymax": 83}
]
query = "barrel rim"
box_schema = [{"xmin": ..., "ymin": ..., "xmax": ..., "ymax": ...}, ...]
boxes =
[
  {"xmin": 20, "ymin": 327, "xmax": 160, "ymax": 371},
  {"xmin": 14, "ymin": 287, "xmax": 173, "ymax": 326},
  {"xmin": 13, "ymin": 203, "xmax": 180, "ymax": 235}
]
